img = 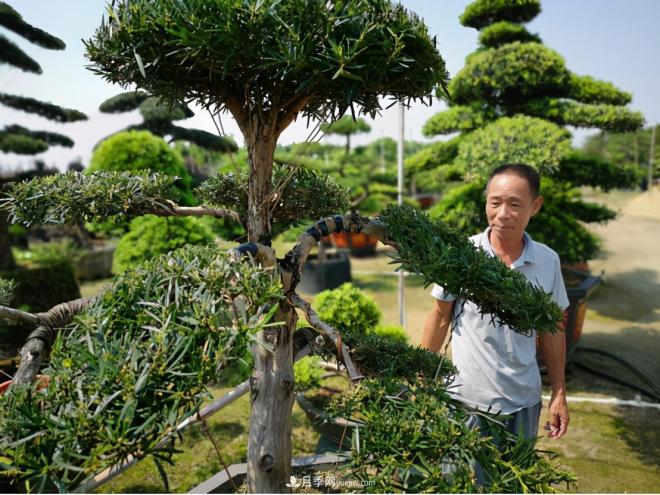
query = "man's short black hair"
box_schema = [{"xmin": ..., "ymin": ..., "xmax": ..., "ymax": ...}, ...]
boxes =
[{"xmin": 486, "ymin": 163, "xmax": 541, "ymax": 199}]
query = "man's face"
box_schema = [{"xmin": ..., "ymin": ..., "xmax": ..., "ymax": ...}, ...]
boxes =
[{"xmin": 485, "ymin": 173, "xmax": 543, "ymax": 242}]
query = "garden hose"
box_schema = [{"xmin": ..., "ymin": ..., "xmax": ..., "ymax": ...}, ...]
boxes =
[
  {"xmin": 573, "ymin": 347, "xmax": 660, "ymax": 402},
  {"xmin": 575, "ymin": 347, "xmax": 660, "ymax": 397}
]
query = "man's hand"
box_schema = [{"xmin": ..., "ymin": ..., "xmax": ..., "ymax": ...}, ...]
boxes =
[{"xmin": 545, "ymin": 392, "xmax": 569, "ymax": 439}]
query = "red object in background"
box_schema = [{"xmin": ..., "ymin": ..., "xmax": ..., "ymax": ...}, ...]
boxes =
[
  {"xmin": 0, "ymin": 374, "xmax": 50, "ymax": 395},
  {"xmin": 331, "ymin": 231, "xmax": 378, "ymax": 255}
]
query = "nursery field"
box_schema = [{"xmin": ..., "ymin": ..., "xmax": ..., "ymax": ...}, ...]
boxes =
[{"xmin": 84, "ymin": 188, "xmax": 660, "ymax": 494}]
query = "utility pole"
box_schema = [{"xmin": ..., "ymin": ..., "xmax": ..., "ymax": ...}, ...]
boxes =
[
  {"xmin": 397, "ymin": 103, "xmax": 406, "ymax": 328},
  {"xmin": 648, "ymin": 124, "xmax": 656, "ymax": 193}
]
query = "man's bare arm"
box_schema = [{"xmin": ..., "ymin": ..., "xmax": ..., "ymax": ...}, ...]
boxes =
[
  {"xmin": 421, "ymin": 299, "xmax": 455, "ymax": 353},
  {"xmin": 539, "ymin": 310, "xmax": 570, "ymax": 439}
]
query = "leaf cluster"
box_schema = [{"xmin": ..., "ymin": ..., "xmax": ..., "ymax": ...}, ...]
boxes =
[
  {"xmin": 196, "ymin": 163, "xmax": 350, "ymax": 235},
  {"xmin": 0, "ymin": 244, "xmax": 283, "ymax": 492},
  {"xmin": 459, "ymin": 0, "xmax": 541, "ymax": 30},
  {"xmin": 422, "ymin": 105, "xmax": 493, "ymax": 136},
  {"xmin": 478, "ymin": 20, "xmax": 541, "ymax": 48},
  {"xmin": 379, "ymin": 205, "xmax": 564, "ymax": 335},
  {"xmin": 328, "ymin": 377, "xmax": 575, "ymax": 493},
  {"xmin": 84, "ymin": 0, "xmax": 448, "ymax": 123},
  {"xmin": 321, "ymin": 115, "xmax": 371, "ymax": 137},
  {"xmin": 0, "ymin": 93, "xmax": 86, "ymax": 123},
  {"xmin": 0, "ymin": 33, "xmax": 41, "ymax": 73},
  {"xmin": 1, "ymin": 171, "xmax": 179, "ymax": 226},
  {"xmin": 0, "ymin": 276, "xmax": 14, "ymax": 305},
  {"xmin": 556, "ymin": 151, "xmax": 640, "ymax": 191},
  {"xmin": 456, "ymin": 115, "xmax": 571, "ymax": 178},
  {"xmin": 0, "ymin": 2, "xmax": 65, "ymax": 49},
  {"xmin": 405, "ymin": 137, "xmax": 461, "ymax": 173}
]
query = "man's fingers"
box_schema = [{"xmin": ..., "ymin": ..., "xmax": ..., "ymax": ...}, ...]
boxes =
[{"xmin": 555, "ymin": 415, "xmax": 569, "ymax": 438}]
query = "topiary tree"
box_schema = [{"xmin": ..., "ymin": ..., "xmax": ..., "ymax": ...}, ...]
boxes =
[
  {"xmin": 321, "ymin": 115, "xmax": 371, "ymax": 155},
  {"xmin": 0, "ymin": 2, "xmax": 87, "ymax": 270},
  {"xmin": 409, "ymin": 0, "xmax": 644, "ymax": 263},
  {"xmin": 0, "ymin": 1, "xmax": 574, "ymax": 493},
  {"xmin": 98, "ymin": 90, "xmax": 238, "ymax": 153}
]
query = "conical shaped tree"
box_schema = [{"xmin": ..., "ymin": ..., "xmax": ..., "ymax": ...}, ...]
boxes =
[
  {"xmin": 410, "ymin": 0, "xmax": 644, "ymax": 263},
  {"xmin": 0, "ymin": 1, "xmax": 87, "ymax": 270}
]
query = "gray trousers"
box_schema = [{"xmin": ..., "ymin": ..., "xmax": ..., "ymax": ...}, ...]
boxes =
[{"xmin": 467, "ymin": 401, "xmax": 543, "ymax": 486}]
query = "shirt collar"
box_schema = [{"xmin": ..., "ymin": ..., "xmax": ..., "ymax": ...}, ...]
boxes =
[{"xmin": 482, "ymin": 227, "xmax": 535, "ymax": 267}]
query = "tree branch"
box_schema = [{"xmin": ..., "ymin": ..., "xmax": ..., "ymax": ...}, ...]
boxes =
[
  {"xmin": 12, "ymin": 297, "xmax": 92, "ymax": 387},
  {"xmin": 150, "ymin": 203, "xmax": 241, "ymax": 222},
  {"xmin": 275, "ymin": 94, "xmax": 311, "ymax": 137},
  {"xmin": 289, "ymin": 293, "xmax": 364, "ymax": 382},
  {"xmin": 0, "ymin": 305, "xmax": 39, "ymax": 325}
]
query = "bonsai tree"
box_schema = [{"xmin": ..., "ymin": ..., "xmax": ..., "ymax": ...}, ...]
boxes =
[
  {"xmin": 320, "ymin": 114, "xmax": 372, "ymax": 178},
  {"xmin": 98, "ymin": 90, "xmax": 238, "ymax": 153},
  {"xmin": 0, "ymin": 2, "xmax": 87, "ymax": 270},
  {"xmin": 408, "ymin": 0, "xmax": 644, "ymax": 264},
  {"xmin": 0, "ymin": 1, "xmax": 573, "ymax": 493}
]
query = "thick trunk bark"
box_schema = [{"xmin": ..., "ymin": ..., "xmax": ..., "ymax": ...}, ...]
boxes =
[
  {"xmin": 243, "ymin": 123, "xmax": 296, "ymax": 493},
  {"xmin": 0, "ymin": 212, "xmax": 16, "ymax": 271},
  {"xmin": 247, "ymin": 306, "xmax": 297, "ymax": 493}
]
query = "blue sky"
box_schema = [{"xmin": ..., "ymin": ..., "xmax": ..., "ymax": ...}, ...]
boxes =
[{"xmin": 1, "ymin": 0, "xmax": 659, "ymax": 171}]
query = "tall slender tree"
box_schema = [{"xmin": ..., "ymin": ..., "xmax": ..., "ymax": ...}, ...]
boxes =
[
  {"xmin": 409, "ymin": 0, "xmax": 644, "ymax": 263},
  {"xmin": 0, "ymin": 2, "xmax": 87, "ymax": 270}
]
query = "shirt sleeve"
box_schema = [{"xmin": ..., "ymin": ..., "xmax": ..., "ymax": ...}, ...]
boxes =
[
  {"xmin": 551, "ymin": 256, "xmax": 570, "ymax": 310},
  {"xmin": 431, "ymin": 283, "xmax": 457, "ymax": 302}
]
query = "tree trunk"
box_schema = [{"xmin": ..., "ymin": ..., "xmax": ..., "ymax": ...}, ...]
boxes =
[
  {"xmin": 247, "ymin": 306, "xmax": 297, "ymax": 493},
  {"xmin": 245, "ymin": 132, "xmax": 276, "ymax": 244},
  {"xmin": 244, "ymin": 124, "xmax": 296, "ymax": 493},
  {"xmin": 0, "ymin": 212, "xmax": 16, "ymax": 271}
]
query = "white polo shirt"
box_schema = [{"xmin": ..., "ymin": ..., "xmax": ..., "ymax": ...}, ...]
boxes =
[{"xmin": 431, "ymin": 227, "xmax": 570, "ymax": 414}]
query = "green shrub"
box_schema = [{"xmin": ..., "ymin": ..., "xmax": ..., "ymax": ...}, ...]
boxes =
[
  {"xmin": 373, "ymin": 324, "xmax": 408, "ymax": 344},
  {"xmin": 293, "ymin": 355, "xmax": 324, "ymax": 391},
  {"xmin": 313, "ymin": 283, "xmax": 381, "ymax": 340},
  {"xmin": 88, "ymin": 130, "xmax": 193, "ymax": 206},
  {"xmin": 13, "ymin": 239, "xmax": 82, "ymax": 268},
  {"xmin": 113, "ymin": 215, "xmax": 214, "ymax": 273}
]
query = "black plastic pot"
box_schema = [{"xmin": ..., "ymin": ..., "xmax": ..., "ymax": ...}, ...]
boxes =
[
  {"xmin": 562, "ymin": 267, "xmax": 602, "ymax": 361},
  {"xmin": 298, "ymin": 251, "xmax": 351, "ymax": 295}
]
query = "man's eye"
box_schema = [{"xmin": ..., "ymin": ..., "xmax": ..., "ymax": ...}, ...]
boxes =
[
  {"xmin": 512, "ymin": 203, "xmax": 520, "ymax": 207},
  {"xmin": 490, "ymin": 202, "xmax": 500, "ymax": 207}
]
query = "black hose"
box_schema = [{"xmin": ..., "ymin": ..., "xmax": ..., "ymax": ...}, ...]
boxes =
[
  {"xmin": 572, "ymin": 352, "xmax": 660, "ymax": 402},
  {"xmin": 574, "ymin": 346, "xmax": 660, "ymax": 397}
]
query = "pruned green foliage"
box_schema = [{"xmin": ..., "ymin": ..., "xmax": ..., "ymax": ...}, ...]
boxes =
[
  {"xmin": 196, "ymin": 164, "xmax": 350, "ymax": 234},
  {"xmin": 0, "ymin": 33, "xmax": 41, "ymax": 73},
  {"xmin": 405, "ymin": 137, "xmax": 461, "ymax": 172},
  {"xmin": 457, "ymin": 116, "xmax": 571, "ymax": 177},
  {"xmin": 0, "ymin": 244, "xmax": 283, "ymax": 492},
  {"xmin": 557, "ymin": 151, "xmax": 641, "ymax": 191},
  {"xmin": 0, "ymin": 276, "xmax": 14, "ymax": 305},
  {"xmin": 568, "ymin": 74, "xmax": 632, "ymax": 106},
  {"xmin": 313, "ymin": 283, "xmax": 382, "ymax": 341},
  {"xmin": 422, "ymin": 105, "xmax": 492, "ymax": 135},
  {"xmin": 522, "ymin": 98, "xmax": 643, "ymax": 133},
  {"xmin": 321, "ymin": 115, "xmax": 371, "ymax": 136},
  {"xmin": 113, "ymin": 215, "xmax": 215, "ymax": 273},
  {"xmin": 0, "ymin": 93, "xmax": 87, "ymax": 123},
  {"xmin": 0, "ymin": 2, "xmax": 65, "ymax": 50},
  {"xmin": 99, "ymin": 90, "xmax": 150, "ymax": 113},
  {"xmin": 449, "ymin": 42, "xmax": 569, "ymax": 107},
  {"xmin": 293, "ymin": 355, "xmax": 324, "ymax": 392},
  {"xmin": 1, "ymin": 171, "xmax": 179, "ymax": 226},
  {"xmin": 460, "ymin": 0, "xmax": 541, "ymax": 29},
  {"xmin": 329, "ymin": 377, "xmax": 575, "ymax": 493},
  {"xmin": 139, "ymin": 96, "xmax": 194, "ymax": 126},
  {"xmin": 169, "ymin": 127, "xmax": 238, "ymax": 153},
  {"xmin": 379, "ymin": 205, "xmax": 563, "ymax": 335},
  {"xmin": 478, "ymin": 20, "xmax": 541, "ymax": 48},
  {"xmin": 0, "ymin": 132, "xmax": 47, "ymax": 154},
  {"xmin": 2, "ymin": 125, "xmax": 74, "ymax": 147},
  {"xmin": 84, "ymin": 0, "xmax": 448, "ymax": 121}
]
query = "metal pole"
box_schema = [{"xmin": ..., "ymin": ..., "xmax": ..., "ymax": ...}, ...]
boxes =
[
  {"xmin": 648, "ymin": 124, "xmax": 656, "ymax": 192},
  {"xmin": 397, "ymin": 103, "xmax": 406, "ymax": 328}
]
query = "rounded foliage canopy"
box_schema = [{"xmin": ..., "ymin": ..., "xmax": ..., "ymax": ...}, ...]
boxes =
[
  {"xmin": 460, "ymin": 0, "xmax": 541, "ymax": 29},
  {"xmin": 457, "ymin": 115, "xmax": 571, "ymax": 177},
  {"xmin": 85, "ymin": 0, "xmax": 449, "ymax": 127}
]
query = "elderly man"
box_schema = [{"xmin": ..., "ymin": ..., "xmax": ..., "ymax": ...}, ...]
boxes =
[{"xmin": 423, "ymin": 164, "xmax": 570, "ymax": 452}]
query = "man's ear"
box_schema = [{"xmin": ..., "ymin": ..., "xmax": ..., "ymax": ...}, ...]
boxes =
[{"xmin": 531, "ymin": 195, "xmax": 544, "ymax": 216}]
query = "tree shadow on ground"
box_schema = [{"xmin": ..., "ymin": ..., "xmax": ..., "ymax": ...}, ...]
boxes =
[{"xmin": 587, "ymin": 269, "xmax": 660, "ymax": 323}]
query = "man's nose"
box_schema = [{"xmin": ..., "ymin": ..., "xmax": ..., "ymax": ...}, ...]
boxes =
[{"xmin": 497, "ymin": 205, "xmax": 510, "ymax": 219}]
